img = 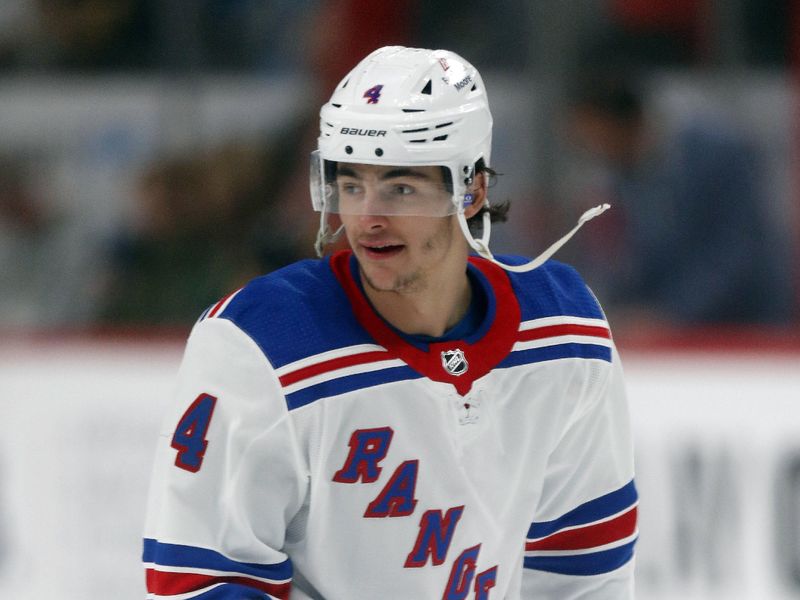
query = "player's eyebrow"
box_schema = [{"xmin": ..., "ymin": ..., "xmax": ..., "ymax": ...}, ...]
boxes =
[
  {"xmin": 336, "ymin": 166, "xmax": 434, "ymax": 181},
  {"xmin": 380, "ymin": 168, "xmax": 434, "ymax": 181},
  {"xmin": 335, "ymin": 166, "xmax": 361, "ymax": 179}
]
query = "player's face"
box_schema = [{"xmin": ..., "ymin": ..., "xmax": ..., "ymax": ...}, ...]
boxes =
[{"xmin": 338, "ymin": 163, "xmax": 466, "ymax": 294}]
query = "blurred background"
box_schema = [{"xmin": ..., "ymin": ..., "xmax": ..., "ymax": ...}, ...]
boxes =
[{"xmin": 0, "ymin": 0, "xmax": 798, "ymax": 598}]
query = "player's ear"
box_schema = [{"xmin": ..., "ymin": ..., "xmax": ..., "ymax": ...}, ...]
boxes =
[{"xmin": 462, "ymin": 170, "xmax": 488, "ymax": 220}]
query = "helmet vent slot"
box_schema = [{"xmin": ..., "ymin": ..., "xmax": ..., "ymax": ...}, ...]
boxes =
[
  {"xmin": 420, "ymin": 80, "xmax": 432, "ymax": 95},
  {"xmin": 471, "ymin": 83, "xmax": 478, "ymax": 92},
  {"xmin": 409, "ymin": 139, "xmax": 426, "ymax": 144},
  {"xmin": 341, "ymin": 79, "xmax": 350, "ymax": 89},
  {"xmin": 402, "ymin": 127, "xmax": 430, "ymax": 134},
  {"xmin": 433, "ymin": 135, "xmax": 448, "ymax": 141},
  {"xmin": 435, "ymin": 122, "xmax": 453, "ymax": 129},
  {"xmin": 402, "ymin": 109, "xmax": 426, "ymax": 113},
  {"xmin": 331, "ymin": 104, "xmax": 341, "ymax": 108}
]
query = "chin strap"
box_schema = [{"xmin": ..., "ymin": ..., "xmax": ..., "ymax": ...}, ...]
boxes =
[
  {"xmin": 314, "ymin": 205, "xmax": 344, "ymax": 257},
  {"xmin": 457, "ymin": 203, "xmax": 611, "ymax": 273}
]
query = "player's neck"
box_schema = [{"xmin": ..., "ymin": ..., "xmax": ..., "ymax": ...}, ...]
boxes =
[{"xmin": 362, "ymin": 265, "xmax": 472, "ymax": 338}]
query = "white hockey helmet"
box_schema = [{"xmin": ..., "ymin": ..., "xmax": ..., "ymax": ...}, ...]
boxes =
[{"xmin": 310, "ymin": 47, "xmax": 492, "ymax": 247}]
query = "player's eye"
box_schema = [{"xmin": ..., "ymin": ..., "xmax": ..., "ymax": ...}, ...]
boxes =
[
  {"xmin": 389, "ymin": 184, "xmax": 415, "ymax": 196},
  {"xmin": 339, "ymin": 182, "xmax": 362, "ymax": 195}
]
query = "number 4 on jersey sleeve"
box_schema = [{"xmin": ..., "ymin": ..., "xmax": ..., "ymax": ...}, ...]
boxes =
[{"xmin": 171, "ymin": 393, "xmax": 218, "ymax": 472}]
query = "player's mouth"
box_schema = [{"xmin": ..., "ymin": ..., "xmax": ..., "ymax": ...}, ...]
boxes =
[{"xmin": 360, "ymin": 242, "xmax": 405, "ymax": 260}]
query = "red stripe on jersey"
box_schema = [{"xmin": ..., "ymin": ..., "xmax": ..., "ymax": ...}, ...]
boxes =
[
  {"xmin": 518, "ymin": 324, "xmax": 611, "ymax": 342},
  {"xmin": 278, "ymin": 350, "xmax": 391, "ymax": 387},
  {"xmin": 526, "ymin": 506, "xmax": 637, "ymax": 552},
  {"xmin": 207, "ymin": 289, "xmax": 241, "ymax": 319},
  {"xmin": 146, "ymin": 568, "xmax": 291, "ymax": 598}
]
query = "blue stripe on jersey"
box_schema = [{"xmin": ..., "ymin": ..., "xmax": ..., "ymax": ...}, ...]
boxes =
[
  {"xmin": 523, "ymin": 538, "xmax": 636, "ymax": 576},
  {"xmin": 142, "ymin": 538, "xmax": 292, "ymax": 580},
  {"xmin": 184, "ymin": 584, "xmax": 277, "ymax": 599},
  {"xmin": 528, "ymin": 480, "xmax": 638, "ymax": 539},
  {"xmin": 285, "ymin": 365, "xmax": 422, "ymax": 410},
  {"xmin": 197, "ymin": 305, "xmax": 212, "ymax": 323},
  {"xmin": 499, "ymin": 343, "xmax": 612, "ymax": 370}
]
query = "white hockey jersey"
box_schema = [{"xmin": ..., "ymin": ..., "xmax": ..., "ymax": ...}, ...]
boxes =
[{"xmin": 143, "ymin": 250, "xmax": 637, "ymax": 599}]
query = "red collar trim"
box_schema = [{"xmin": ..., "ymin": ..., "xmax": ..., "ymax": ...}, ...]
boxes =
[{"xmin": 330, "ymin": 250, "xmax": 521, "ymax": 395}]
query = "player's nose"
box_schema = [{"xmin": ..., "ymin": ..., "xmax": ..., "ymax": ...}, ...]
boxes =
[
  {"xmin": 357, "ymin": 211, "xmax": 389, "ymax": 231},
  {"xmin": 357, "ymin": 187, "xmax": 390, "ymax": 229}
]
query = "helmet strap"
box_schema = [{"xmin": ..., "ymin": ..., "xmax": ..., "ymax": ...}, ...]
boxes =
[
  {"xmin": 457, "ymin": 204, "xmax": 611, "ymax": 273},
  {"xmin": 314, "ymin": 205, "xmax": 344, "ymax": 257}
]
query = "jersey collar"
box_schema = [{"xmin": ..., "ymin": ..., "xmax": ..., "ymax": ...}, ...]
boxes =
[{"xmin": 329, "ymin": 250, "xmax": 521, "ymax": 396}]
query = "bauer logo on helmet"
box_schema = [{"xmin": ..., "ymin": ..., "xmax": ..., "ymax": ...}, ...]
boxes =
[{"xmin": 339, "ymin": 128, "xmax": 387, "ymax": 137}]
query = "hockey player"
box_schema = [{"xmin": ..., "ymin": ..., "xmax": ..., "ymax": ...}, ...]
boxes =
[{"xmin": 143, "ymin": 46, "xmax": 637, "ymax": 599}]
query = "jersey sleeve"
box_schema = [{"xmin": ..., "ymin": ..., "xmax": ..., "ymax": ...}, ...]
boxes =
[
  {"xmin": 520, "ymin": 345, "xmax": 638, "ymax": 599},
  {"xmin": 143, "ymin": 317, "xmax": 307, "ymax": 599}
]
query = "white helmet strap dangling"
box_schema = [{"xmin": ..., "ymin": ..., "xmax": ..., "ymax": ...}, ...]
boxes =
[{"xmin": 457, "ymin": 203, "xmax": 611, "ymax": 273}]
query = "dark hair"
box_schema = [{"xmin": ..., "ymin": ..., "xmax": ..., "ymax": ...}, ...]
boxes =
[{"xmin": 471, "ymin": 160, "xmax": 509, "ymax": 235}]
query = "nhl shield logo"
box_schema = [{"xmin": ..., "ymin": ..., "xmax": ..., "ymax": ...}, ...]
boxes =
[{"xmin": 441, "ymin": 349, "xmax": 468, "ymax": 376}]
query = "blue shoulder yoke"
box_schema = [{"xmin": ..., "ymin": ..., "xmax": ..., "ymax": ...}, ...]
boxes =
[{"xmin": 214, "ymin": 258, "xmax": 374, "ymax": 370}]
